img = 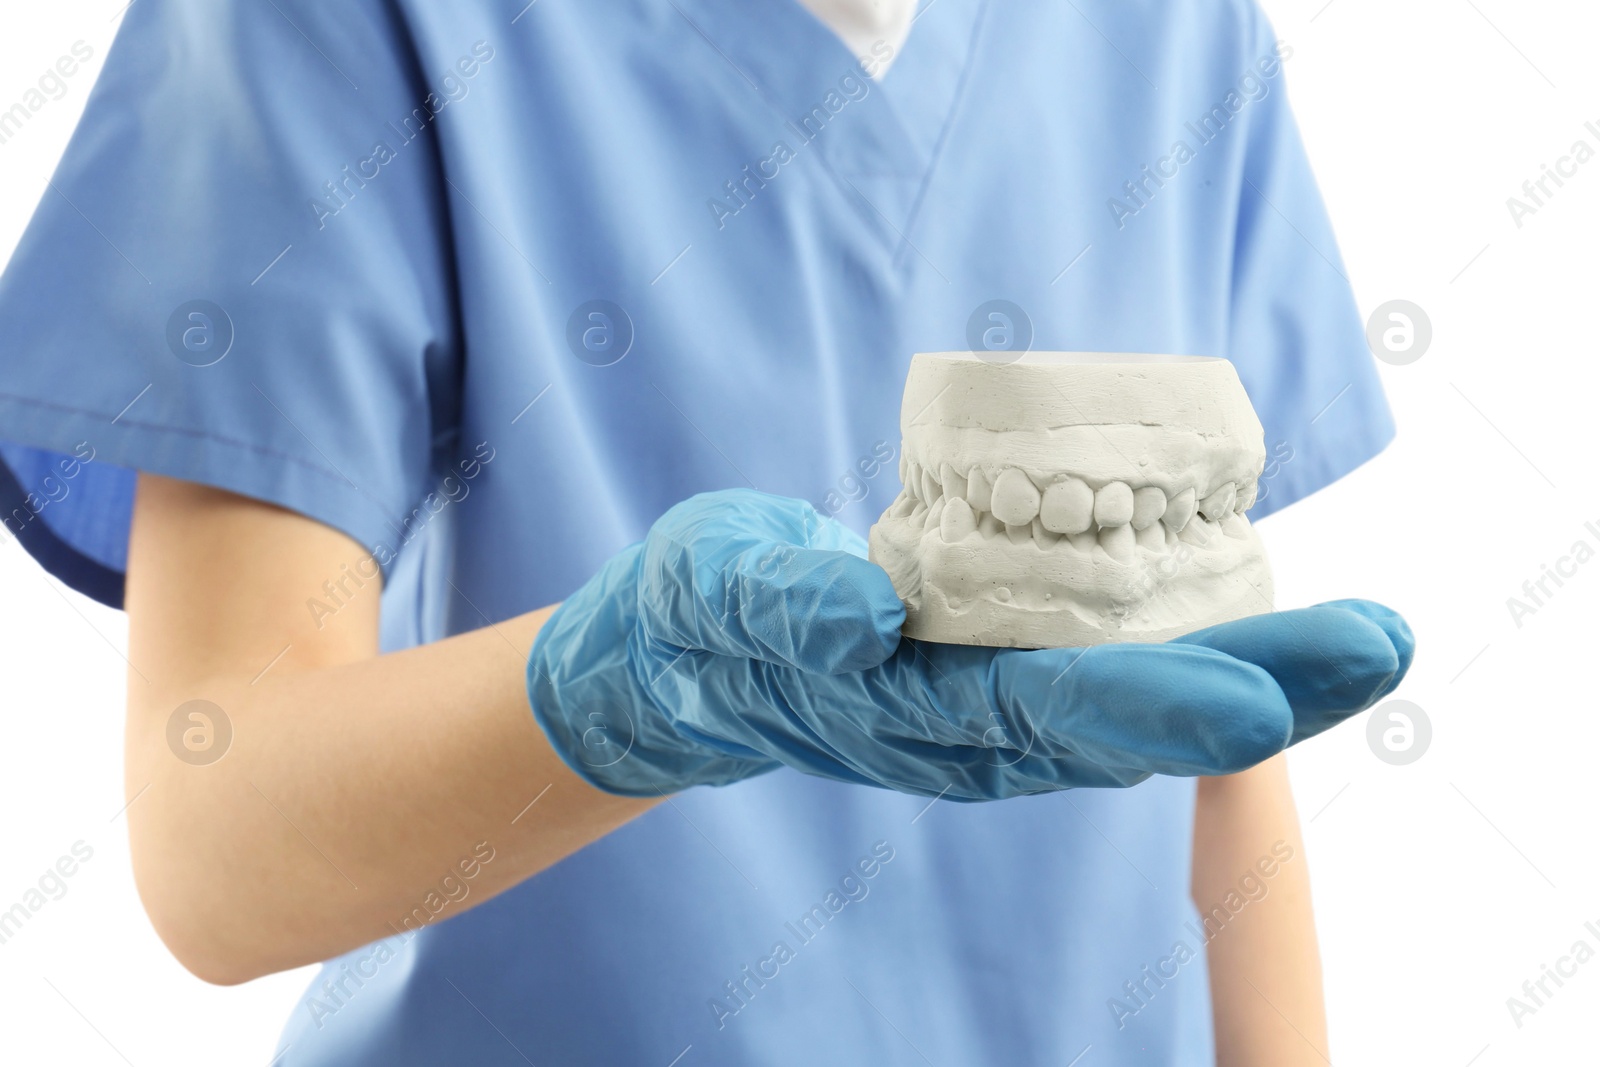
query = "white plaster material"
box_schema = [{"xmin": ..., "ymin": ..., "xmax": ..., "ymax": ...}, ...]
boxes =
[{"xmin": 867, "ymin": 352, "xmax": 1275, "ymax": 648}]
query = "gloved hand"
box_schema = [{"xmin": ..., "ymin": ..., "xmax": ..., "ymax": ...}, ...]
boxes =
[{"xmin": 526, "ymin": 489, "xmax": 1413, "ymax": 800}]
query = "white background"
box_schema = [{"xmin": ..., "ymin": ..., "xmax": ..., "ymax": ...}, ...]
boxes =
[{"xmin": 1, "ymin": 0, "xmax": 1595, "ymax": 1063}]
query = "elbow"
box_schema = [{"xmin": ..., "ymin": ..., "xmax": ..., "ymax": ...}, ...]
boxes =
[
  {"xmin": 141, "ymin": 887, "xmax": 269, "ymax": 987},
  {"xmin": 176, "ymin": 952, "xmax": 262, "ymax": 989},
  {"xmin": 129, "ymin": 831, "xmax": 275, "ymax": 986}
]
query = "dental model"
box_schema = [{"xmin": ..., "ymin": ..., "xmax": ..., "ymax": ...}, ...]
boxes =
[{"xmin": 867, "ymin": 352, "xmax": 1273, "ymax": 648}]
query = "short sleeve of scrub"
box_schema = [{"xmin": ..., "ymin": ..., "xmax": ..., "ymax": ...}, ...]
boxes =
[
  {"xmin": 0, "ymin": 0, "xmax": 460, "ymax": 609},
  {"xmin": 1220, "ymin": 24, "xmax": 1393, "ymax": 516}
]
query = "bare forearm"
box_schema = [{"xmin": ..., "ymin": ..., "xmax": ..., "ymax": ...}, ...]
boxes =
[
  {"xmin": 124, "ymin": 474, "xmax": 657, "ymax": 984},
  {"xmin": 126, "ymin": 607, "xmax": 657, "ymax": 983},
  {"xmin": 1192, "ymin": 755, "xmax": 1328, "ymax": 1066}
]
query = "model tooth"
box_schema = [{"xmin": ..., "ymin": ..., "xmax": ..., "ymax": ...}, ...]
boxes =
[
  {"xmin": 1039, "ymin": 476, "xmax": 1094, "ymax": 534},
  {"xmin": 907, "ymin": 502, "xmax": 929, "ymax": 530},
  {"xmin": 1178, "ymin": 516, "xmax": 1215, "ymax": 547},
  {"xmin": 1005, "ymin": 522, "xmax": 1032, "ymax": 545},
  {"xmin": 940, "ymin": 463, "xmax": 966, "ymax": 503},
  {"xmin": 1163, "ymin": 487, "xmax": 1197, "ymax": 531},
  {"xmin": 1031, "ymin": 517, "xmax": 1061, "ymax": 548},
  {"xmin": 1068, "ymin": 530, "xmax": 1097, "ymax": 553},
  {"xmin": 940, "ymin": 497, "xmax": 977, "ymax": 542},
  {"xmin": 1098, "ymin": 523, "xmax": 1136, "ymax": 562},
  {"xmin": 1093, "ymin": 481, "xmax": 1134, "ymax": 528},
  {"xmin": 920, "ymin": 468, "xmax": 942, "ymax": 510},
  {"xmin": 1131, "ymin": 487, "xmax": 1167, "ymax": 530},
  {"xmin": 889, "ymin": 492, "xmax": 917, "ymax": 518},
  {"xmin": 1236, "ymin": 481, "xmax": 1258, "ymax": 512},
  {"xmin": 1221, "ymin": 513, "xmax": 1250, "ymax": 540},
  {"xmin": 978, "ymin": 512, "xmax": 1005, "ymax": 538},
  {"xmin": 1135, "ymin": 523, "xmax": 1165, "ymax": 552},
  {"xmin": 990, "ymin": 468, "xmax": 1041, "ymax": 527},
  {"xmin": 898, "ymin": 454, "xmax": 909, "ymax": 486},
  {"xmin": 966, "ymin": 468, "xmax": 994, "ymax": 513},
  {"xmin": 1198, "ymin": 484, "xmax": 1237, "ymax": 521}
]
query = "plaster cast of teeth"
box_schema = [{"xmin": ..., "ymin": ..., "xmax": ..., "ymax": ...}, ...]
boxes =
[
  {"xmin": 1040, "ymin": 477, "xmax": 1094, "ymax": 535},
  {"xmin": 940, "ymin": 463, "xmax": 964, "ymax": 503},
  {"xmin": 941, "ymin": 497, "xmax": 977, "ymax": 542},
  {"xmin": 990, "ymin": 468, "xmax": 1041, "ymax": 527},
  {"xmin": 867, "ymin": 352, "xmax": 1274, "ymax": 648},
  {"xmin": 1093, "ymin": 482, "xmax": 1134, "ymax": 528},
  {"xmin": 1199, "ymin": 484, "xmax": 1237, "ymax": 521},
  {"xmin": 1098, "ymin": 523, "xmax": 1136, "ymax": 562},
  {"xmin": 1163, "ymin": 488, "xmax": 1197, "ymax": 533},
  {"xmin": 1131, "ymin": 486, "xmax": 1166, "ymax": 530}
]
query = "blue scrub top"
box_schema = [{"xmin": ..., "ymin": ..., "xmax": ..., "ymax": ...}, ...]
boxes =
[{"xmin": 0, "ymin": 0, "xmax": 1393, "ymax": 1063}]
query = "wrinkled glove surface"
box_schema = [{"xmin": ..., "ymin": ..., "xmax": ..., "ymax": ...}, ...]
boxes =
[{"xmin": 527, "ymin": 490, "xmax": 1413, "ymax": 800}]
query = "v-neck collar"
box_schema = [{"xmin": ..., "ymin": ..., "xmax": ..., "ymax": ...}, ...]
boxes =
[{"xmin": 672, "ymin": 0, "xmax": 989, "ymax": 248}]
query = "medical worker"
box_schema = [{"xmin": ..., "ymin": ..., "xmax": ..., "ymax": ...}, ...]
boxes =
[{"xmin": 0, "ymin": 0, "xmax": 1411, "ymax": 1063}]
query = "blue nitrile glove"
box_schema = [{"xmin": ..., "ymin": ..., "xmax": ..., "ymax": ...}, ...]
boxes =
[{"xmin": 526, "ymin": 490, "xmax": 1414, "ymax": 800}]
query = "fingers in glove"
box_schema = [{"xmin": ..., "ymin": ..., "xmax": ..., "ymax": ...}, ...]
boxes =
[
  {"xmin": 870, "ymin": 640, "xmax": 1295, "ymax": 778},
  {"xmin": 993, "ymin": 643, "xmax": 1295, "ymax": 776},
  {"xmin": 642, "ymin": 489, "xmax": 904, "ymax": 673},
  {"xmin": 1312, "ymin": 599, "xmax": 1415, "ymax": 701},
  {"xmin": 1172, "ymin": 603, "xmax": 1403, "ymax": 745}
]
